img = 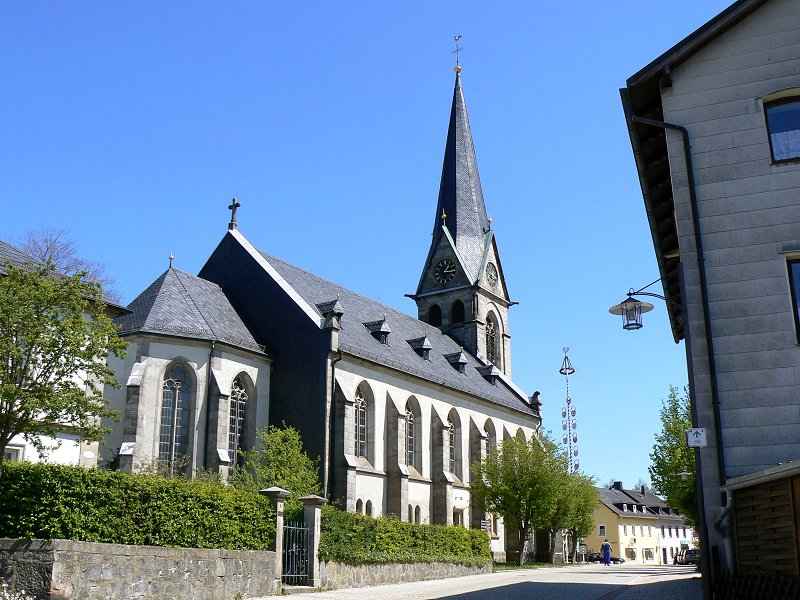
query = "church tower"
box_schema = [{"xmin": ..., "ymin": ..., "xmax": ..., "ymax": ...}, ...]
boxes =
[{"xmin": 410, "ymin": 67, "xmax": 514, "ymax": 377}]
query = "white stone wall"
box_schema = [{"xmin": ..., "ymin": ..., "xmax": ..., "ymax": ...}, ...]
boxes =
[
  {"xmin": 333, "ymin": 356, "xmax": 534, "ymax": 555},
  {"xmin": 103, "ymin": 334, "xmax": 270, "ymax": 474},
  {"xmin": 657, "ymin": 0, "xmax": 800, "ymax": 549}
]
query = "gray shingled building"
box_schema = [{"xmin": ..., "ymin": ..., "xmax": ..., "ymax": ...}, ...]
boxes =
[{"xmin": 622, "ymin": 0, "xmax": 800, "ymax": 589}]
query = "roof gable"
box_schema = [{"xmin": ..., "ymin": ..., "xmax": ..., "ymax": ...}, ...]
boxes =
[{"xmin": 117, "ymin": 267, "xmax": 264, "ymax": 354}]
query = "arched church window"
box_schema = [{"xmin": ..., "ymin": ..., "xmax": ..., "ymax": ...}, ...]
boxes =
[
  {"xmin": 355, "ymin": 388, "xmax": 367, "ymax": 458},
  {"xmin": 159, "ymin": 364, "xmax": 191, "ymax": 474},
  {"xmin": 448, "ymin": 418, "xmax": 456, "ymax": 474},
  {"xmin": 429, "ymin": 304, "xmax": 442, "ymax": 327},
  {"xmin": 452, "ymin": 300, "xmax": 465, "ymax": 323},
  {"xmin": 228, "ymin": 376, "xmax": 248, "ymax": 476},
  {"xmin": 484, "ymin": 421, "xmax": 496, "ymax": 457},
  {"xmin": 405, "ymin": 408, "xmax": 416, "ymax": 467},
  {"xmin": 485, "ymin": 314, "xmax": 499, "ymax": 366}
]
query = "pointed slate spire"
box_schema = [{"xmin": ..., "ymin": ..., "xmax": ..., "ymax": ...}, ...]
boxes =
[{"xmin": 432, "ymin": 69, "xmax": 491, "ymax": 281}]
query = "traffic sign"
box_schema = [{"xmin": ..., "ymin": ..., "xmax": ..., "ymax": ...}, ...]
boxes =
[{"xmin": 686, "ymin": 428, "xmax": 707, "ymax": 448}]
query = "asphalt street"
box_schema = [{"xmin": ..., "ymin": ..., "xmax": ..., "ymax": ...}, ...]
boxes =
[{"xmin": 262, "ymin": 563, "xmax": 701, "ymax": 600}]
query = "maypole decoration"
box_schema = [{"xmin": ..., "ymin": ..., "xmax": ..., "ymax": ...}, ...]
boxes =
[{"xmin": 560, "ymin": 347, "xmax": 579, "ymax": 472}]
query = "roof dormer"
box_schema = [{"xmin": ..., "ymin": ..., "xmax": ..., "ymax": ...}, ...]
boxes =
[
  {"xmin": 407, "ymin": 335, "xmax": 432, "ymax": 360},
  {"xmin": 444, "ymin": 349, "xmax": 468, "ymax": 374},
  {"xmin": 364, "ymin": 315, "xmax": 391, "ymax": 345}
]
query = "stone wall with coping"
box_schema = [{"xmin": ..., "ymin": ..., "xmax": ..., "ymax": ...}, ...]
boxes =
[
  {"xmin": 0, "ymin": 538, "xmax": 277, "ymax": 600},
  {"xmin": 319, "ymin": 559, "xmax": 491, "ymax": 590}
]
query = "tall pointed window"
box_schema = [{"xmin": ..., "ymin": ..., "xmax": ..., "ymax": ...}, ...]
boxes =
[
  {"xmin": 405, "ymin": 408, "xmax": 416, "ymax": 467},
  {"xmin": 228, "ymin": 376, "xmax": 248, "ymax": 476},
  {"xmin": 485, "ymin": 314, "xmax": 499, "ymax": 366},
  {"xmin": 452, "ymin": 300, "xmax": 465, "ymax": 323},
  {"xmin": 159, "ymin": 364, "xmax": 191, "ymax": 474},
  {"xmin": 448, "ymin": 418, "xmax": 456, "ymax": 474},
  {"xmin": 429, "ymin": 304, "xmax": 442, "ymax": 327},
  {"xmin": 355, "ymin": 388, "xmax": 367, "ymax": 458}
]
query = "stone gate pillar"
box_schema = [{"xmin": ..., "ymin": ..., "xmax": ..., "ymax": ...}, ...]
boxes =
[
  {"xmin": 260, "ymin": 486, "xmax": 291, "ymax": 590},
  {"xmin": 300, "ymin": 494, "xmax": 328, "ymax": 588}
]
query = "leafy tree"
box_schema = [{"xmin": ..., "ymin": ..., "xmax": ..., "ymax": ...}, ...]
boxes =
[
  {"xmin": 230, "ymin": 423, "xmax": 321, "ymax": 512},
  {"xmin": 563, "ymin": 472, "xmax": 599, "ymax": 562},
  {"xmin": 19, "ymin": 227, "xmax": 120, "ymax": 303},
  {"xmin": 471, "ymin": 434, "xmax": 564, "ymax": 565},
  {"xmin": 649, "ymin": 385, "xmax": 698, "ymax": 527},
  {"xmin": 0, "ymin": 261, "xmax": 126, "ymax": 477}
]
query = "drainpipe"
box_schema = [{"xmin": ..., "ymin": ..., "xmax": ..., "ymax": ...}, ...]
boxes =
[
  {"xmin": 204, "ymin": 340, "xmax": 216, "ymax": 473},
  {"xmin": 629, "ymin": 114, "xmax": 726, "ymax": 489},
  {"xmin": 713, "ymin": 491, "xmax": 735, "ymax": 573},
  {"xmin": 324, "ymin": 350, "xmax": 344, "ymax": 498},
  {"xmin": 626, "ymin": 107, "xmax": 729, "ymax": 595}
]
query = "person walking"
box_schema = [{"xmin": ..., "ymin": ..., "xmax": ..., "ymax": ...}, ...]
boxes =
[{"xmin": 601, "ymin": 539, "xmax": 612, "ymax": 566}]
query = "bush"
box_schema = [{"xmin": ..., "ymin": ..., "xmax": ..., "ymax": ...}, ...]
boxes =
[
  {"xmin": 0, "ymin": 462, "xmax": 275, "ymax": 550},
  {"xmin": 319, "ymin": 505, "xmax": 491, "ymax": 566}
]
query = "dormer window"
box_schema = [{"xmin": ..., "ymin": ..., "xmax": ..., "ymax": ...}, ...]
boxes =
[
  {"xmin": 476, "ymin": 364, "xmax": 500, "ymax": 385},
  {"xmin": 407, "ymin": 335, "xmax": 432, "ymax": 360},
  {"xmin": 364, "ymin": 316, "xmax": 391, "ymax": 345},
  {"xmin": 444, "ymin": 349, "xmax": 468, "ymax": 374}
]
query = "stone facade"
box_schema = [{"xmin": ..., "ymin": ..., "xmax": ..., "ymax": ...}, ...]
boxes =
[
  {"xmin": 0, "ymin": 539, "xmax": 277, "ymax": 600},
  {"xmin": 319, "ymin": 560, "xmax": 491, "ymax": 590},
  {"xmin": 103, "ymin": 334, "xmax": 271, "ymax": 478}
]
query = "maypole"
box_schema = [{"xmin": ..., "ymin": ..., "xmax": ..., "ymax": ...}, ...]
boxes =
[{"xmin": 560, "ymin": 347, "xmax": 579, "ymax": 473}]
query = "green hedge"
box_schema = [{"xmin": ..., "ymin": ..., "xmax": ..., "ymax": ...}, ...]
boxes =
[
  {"xmin": 319, "ymin": 505, "xmax": 491, "ymax": 566},
  {"xmin": 0, "ymin": 462, "xmax": 275, "ymax": 550}
]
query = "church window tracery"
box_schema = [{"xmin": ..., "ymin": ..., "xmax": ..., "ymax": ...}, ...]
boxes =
[
  {"xmin": 228, "ymin": 376, "xmax": 248, "ymax": 476},
  {"xmin": 485, "ymin": 313, "xmax": 499, "ymax": 366},
  {"xmin": 405, "ymin": 408, "xmax": 416, "ymax": 467},
  {"xmin": 355, "ymin": 388, "xmax": 367, "ymax": 458},
  {"xmin": 448, "ymin": 418, "xmax": 456, "ymax": 474},
  {"xmin": 159, "ymin": 364, "xmax": 191, "ymax": 474}
]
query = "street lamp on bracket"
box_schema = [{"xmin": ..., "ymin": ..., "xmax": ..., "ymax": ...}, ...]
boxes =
[{"xmin": 608, "ymin": 278, "xmax": 679, "ymax": 331}]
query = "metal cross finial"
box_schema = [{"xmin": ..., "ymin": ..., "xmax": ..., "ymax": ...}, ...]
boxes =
[
  {"xmin": 441, "ymin": 210, "xmax": 447, "ymax": 226},
  {"xmin": 228, "ymin": 197, "xmax": 241, "ymax": 230},
  {"xmin": 453, "ymin": 35, "xmax": 463, "ymax": 68},
  {"xmin": 169, "ymin": 253, "xmax": 174, "ymax": 268}
]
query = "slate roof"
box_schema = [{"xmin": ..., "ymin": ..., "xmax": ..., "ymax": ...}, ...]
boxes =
[
  {"xmin": 597, "ymin": 487, "xmax": 658, "ymax": 520},
  {"xmin": 598, "ymin": 485, "xmax": 686, "ymax": 522},
  {"xmin": 258, "ymin": 248, "xmax": 536, "ymax": 417},
  {"xmin": 430, "ymin": 71, "xmax": 491, "ymax": 284},
  {"xmin": 116, "ymin": 267, "xmax": 265, "ymax": 354},
  {"xmin": 0, "ymin": 238, "xmax": 128, "ymax": 314},
  {"xmin": 0, "ymin": 239, "xmax": 38, "ymax": 273}
]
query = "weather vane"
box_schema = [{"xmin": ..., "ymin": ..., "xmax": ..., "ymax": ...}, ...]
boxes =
[{"xmin": 453, "ymin": 35, "xmax": 463, "ymax": 68}]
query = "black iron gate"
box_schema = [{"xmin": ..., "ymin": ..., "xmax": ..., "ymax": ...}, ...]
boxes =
[{"xmin": 282, "ymin": 520, "xmax": 309, "ymax": 585}]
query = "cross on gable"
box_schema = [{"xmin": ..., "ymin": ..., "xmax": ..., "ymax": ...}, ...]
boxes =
[{"xmin": 228, "ymin": 197, "xmax": 241, "ymax": 230}]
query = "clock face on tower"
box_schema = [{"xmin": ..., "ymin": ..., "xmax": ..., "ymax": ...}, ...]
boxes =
[
  {"xmin": 434, "ymin": 258, "xmax": 457, "ymax": 284},
  {"xmin": 486, "ymin": 263, "xmax": 498, "ymax": 288}
]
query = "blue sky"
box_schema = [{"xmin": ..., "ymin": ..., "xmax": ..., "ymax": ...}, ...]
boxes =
[{"xmin": 0, "ymin": 1, "xmax": 735, "ymax": 489}]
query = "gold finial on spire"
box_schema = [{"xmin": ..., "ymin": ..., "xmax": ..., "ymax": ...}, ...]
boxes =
[
  {"xmin": 453, "ymin": 35, "xmax": 463, "ymax": 73},
  {"xmin": 488, "ymin": 216, "xmax": 493, "ymax": 229},
  {"xmin": 169, "ymin": 253, "xmax": 174, "ymax": 268},
  {"xmin": 441, "ymin": 210, "xmax": 447, "ymax": 226}
]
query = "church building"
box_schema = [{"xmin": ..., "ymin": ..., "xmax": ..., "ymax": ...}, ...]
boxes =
[{"xmin": 101, "ymin": 67, "xmax": 541, "ymax": 560}]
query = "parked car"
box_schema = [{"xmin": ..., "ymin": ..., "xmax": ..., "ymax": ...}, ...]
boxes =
[
  {"xmin": 587, "ymin": 552, "xmax": 625, "ymax": 564},
  {"xmin": 675, "ymin": 549, "xmax": 698, "ymax": 565}
]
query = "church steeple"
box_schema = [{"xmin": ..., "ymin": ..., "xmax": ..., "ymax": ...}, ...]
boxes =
[
  {"xmin": 411, "ymin": 67, "xmax": 514, "ymax": 376},
  {"xmin": 430, "ymin": 69, "xmax": 490, "ymax": 284}
]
